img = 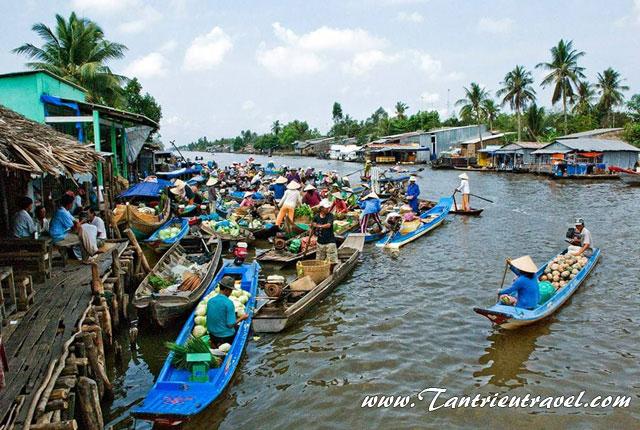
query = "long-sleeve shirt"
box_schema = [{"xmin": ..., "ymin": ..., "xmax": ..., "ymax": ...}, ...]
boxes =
[
  {"xmin": 279, "ymin": 189, "xmax": 302, "ymax": 208},
  {"xmin": 330, "ymin": 199, "xmax": 348, "ymax": 214},
  {"xmin": 456, "ymin": 179, "xmax": 470, "ymax": 194},
  {"xmin": 406, "ymin": 183, "xmax": 420, "ymax": 211},
  {"xmin": 302, "ymin": 190, "xmax": 321, "ymax": 207},
  {"xmin": 269, "ymin": 183, "xmax": 286, "ymax": 200},
  {"xmin": 12, "ymin": 210, "xmax": 36, "ymax": 238},
  {"xmin": 358, "ymin": 198, "xmax": 381, "ymax": 215},
  {"xmin": 499, "ymin": 275, "xmax": 540, "ymax": 309},
  {"xmin": 49, "ymin": 207, "xmax": 75, "ymax": 243}
]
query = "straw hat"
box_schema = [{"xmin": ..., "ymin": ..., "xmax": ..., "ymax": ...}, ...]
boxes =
[
  {"xmin": 275, "ymin": 176, "xmax": 288, "ymax": 184},
  {"xmin": 303, "ymin": 184, "xmax": 316, "ymax": 191},
  {"xmin": 409, "ymin": 176, "xmax": 417, "ymax": 182},
  {"xmin": 219, "ymin": 275, "xmax": 237, "ymax": 290},
  {"xmin": 509, "ymin": 256, "xmax": 538, "ymax": 274},
  {"xmin": 287, "ymin": 181, "xmax": 301, "ymax": 190},
  {"xmin": 458, "ymin": 173, "xmax": 469, "ymax": 180},
  {"xmin": 332, "ymin": 192, "xmax": 344, "ymax": 200},
  {"xmin": 319, "ymin": 199, "xmax": 332, "ymax": 209},
  {"xmin": 399, "ymin": 204, "xmax": 413, "ymax": 214},
  {"xmin": 206, "ymin": 177, "xmax": 218, "ymax": 186},
  {"xmin": 170, "ymin": 179, "xmax": 186, "ymax": 195},
  {"xmin": 364, "ymin": 191, "xmax": 379, "ymax": 199}
]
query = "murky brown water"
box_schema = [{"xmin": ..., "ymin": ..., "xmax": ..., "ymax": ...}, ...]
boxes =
[{"xmin": 105, "ymin": 152, "xmax": 640, "ymax": 429}]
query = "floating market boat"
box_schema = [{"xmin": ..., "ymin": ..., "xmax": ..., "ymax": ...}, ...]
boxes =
[
  {"xmin": 131, "ymin": 261, "xmax": 260, "ymax": 425},
  {"xmin": 253, "ymin": 234, "xmax": 365, "ymax": 332},
  {"xmin": 473, "ymin": 248, "xmax": 601, "ymax": 329},
  {"xmin": 228, "ymin": 190, "xmax": 266, "ymax": 203},
  {"xmin": 449, "ymin": 207, "xmax": 484, "ymax": 216},
  {"xmin": 609, "ymin": 166, "xmax": 640, "ymax": 185},
  {"xmin": 256, "ymin": 230, "xmax": 317, "ymax": 264},
  {"xmin": 145, "ymin": 217, "xmax": 190, "ymax": 252},
  {"xmin": 200, "ymin": 220, "xmax": 255, "ymax": 243},
  {"xmin": 113, "ymin": 178, "xmax": 173, "ymax": 239},
  {"xmin": 133, "ymin": 235, "xmax": 222, "ymax": 327},
  {"xmin": 376, "ymin": 197, "xmax": 453, "ymax": 249}
]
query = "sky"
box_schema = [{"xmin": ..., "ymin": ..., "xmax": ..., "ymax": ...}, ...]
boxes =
[{"xmin": 1, "ymin": 0, "xmax": 640, "ymax": 144}]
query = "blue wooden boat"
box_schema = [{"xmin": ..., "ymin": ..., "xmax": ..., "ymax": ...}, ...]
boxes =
[
  {"xmin": 145, "ymin": 217, "xmax": 190, "ymax": 252},
  {"xmin": 132, "ymin": 261, "xmax": 260, "ymax": 425},
  {"xmin": 474, "ymin": 248, "xmax": 600, "ymax": 329},
  {"xmin": 375, "ymin": 197, "xmax": 453, "ymax": 249}
]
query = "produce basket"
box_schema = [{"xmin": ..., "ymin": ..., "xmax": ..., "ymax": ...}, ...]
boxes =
[{"xmin": 296, "ymin": 260, "xmax": 331, "ymax": 284}]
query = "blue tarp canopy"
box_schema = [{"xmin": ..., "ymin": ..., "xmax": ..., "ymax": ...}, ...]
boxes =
[
  {"xmin": 118, "ymin": 178, "xmax": 172, "ymax": 198},
  {"xmin": 156, "ymin": 166, "xmax": 202, "ymax": 179}
]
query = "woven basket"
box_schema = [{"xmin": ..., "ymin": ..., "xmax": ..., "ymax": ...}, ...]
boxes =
[
  {"xmin": 296, "ymin": 260, "xmax": 331, "ymax": 284},
  {"xmin": 399, "ymin": 219, "xmax": 421, "ymax": 235}
]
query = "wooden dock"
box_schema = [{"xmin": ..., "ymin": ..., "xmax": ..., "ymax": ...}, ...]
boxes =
[{"xmin": 0, "ymin": 241, "xmax": 129, "ymax": 429}]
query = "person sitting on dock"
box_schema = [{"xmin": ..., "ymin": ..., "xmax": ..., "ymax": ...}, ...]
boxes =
[
  {"xmin": 313, "ymin": 200, "xmax": 338, "ymax": 266},
  {"xmin": 276, "ymin": 181, "xmax": 302, "ymax": 227},
  {"xmin": 455, "ymin": 173, "xmax": 470, "ymax": 211},
  {"xmin": 35, "ymin": 205, "xmax": 49, "ymax": 234},
  {"xmin": 269, "ymin": 176, "xmax": 288, "ymax": 201},
  {"xmin": 87, "ymin": 208, "xmax": 107, "ymax": 241},
  {"xmin": 207, "ymin": 275, "xmax": 248, "ymax": 347},
  {"xmin": 498, "ymin": 256, "xmax": 540, "ymax": 309},
  {"xmin": 405, "ymin": 176, "xmax": 420, "ymax": 213},
  {"xmin": 12, "ymin": 196, "xmax": 37, "ymax": 238},
  {"xmin": 358, "ymin": 192, "xmax": 384, "ymax": 233},
  {"xmin": 302, "ymin": 184, "xmax": 321, "ymax": 207},
  {"xmin": 51, "ymin": 194, "xmax": 97, "ymax": 260},
  {"xmin": 568, "ymin": 218, "xmax": 593, "ymax": 257}
]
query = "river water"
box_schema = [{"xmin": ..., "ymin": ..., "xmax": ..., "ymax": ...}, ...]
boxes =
[{"xmin": 105, "ymin": 151, "xmax": 640, "ymax": 429}]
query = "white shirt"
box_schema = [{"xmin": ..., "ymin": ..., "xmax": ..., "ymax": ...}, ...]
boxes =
[
  {"xmin": 580, "ymin": 227, "xmax": 593, "ymax": 249},
  {"xmin": 91, "ymin": 216, "xmax": 107, "ymax": 239},
  {"xmin": 457, "ymin": 179, "xmax": 470, "ymax": 194},
  {"xmin": 279, "ymin": 189, "xmax": 302, "ymax": 208}
]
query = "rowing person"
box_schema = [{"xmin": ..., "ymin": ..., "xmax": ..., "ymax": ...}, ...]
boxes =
[
  {"xmin": 405, "ymin": 176, "xmax": 420, "ymax": 213},
  {"xmin": 498, "ymin": 256, "xmax": 540, "ymax": 309},
  {"xmin": 206, "ymin": 275, "xmax": 248, "ymax": 347},
  {"xmin": 455, "ymin": 173, "xmax": 470, "ymax": 211},
  {"xmin": 312, "ymin": 199, "xmax": 338, "ymax": 267},
  {"xmin": 567, "ymin": 218, "xmax": 593, "ymax": 257}
]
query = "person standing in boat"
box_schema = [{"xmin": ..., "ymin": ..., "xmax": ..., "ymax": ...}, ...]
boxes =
[
  {"xmin": 206, "ymin": 177, "xmax": 218, "ymax": 213},
  {"xmin": 302, "ymin": 184, "xmax": 321, "ymax": 207},
  {"xmin": 269, "ymin": 176, "xmax": 288, "ymax": 202},
  {"xmin": 313, "ymin": 200, "xmax": 338, "ymax": 266},
  {"xmin": 206, "ymin": 275, "xmax": 248, "ymax": 347},
  {"xmin": 568, "ymin": 218, "xmax": 593, "ymax": 257},
  {"xmin": 405, "ymin": 176, "xmax": 420, "ymax": 214},
  {"xmin": 276, "ymin": 181, "xmax": 302, "ymax": 227},
  {"xmin": 456, "ymin": 173, "xmax": 471, "ymax": 211},
  {"xmin": 358, "ymin": 192, "xmax": 384, "ymax": 233},
  {"xmin": 498, "ymin": 256, "xmax": 540, "ymax": 309}
]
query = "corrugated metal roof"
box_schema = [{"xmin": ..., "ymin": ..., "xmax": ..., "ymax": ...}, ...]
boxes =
[
  {"xmin": 477, "ymin": 145, "xmax": 504, "ymax": 153},
  {"xmin": 532, "ymin": 138, "xmax": 640, "ymax": 154},
  {"xmin": 461, "ymin": 132, "xmax": 512, "ymax": 145},
  {"xmin": 558, "ymin": 128, "xmax": 623, "ymax": 139},
  {"xmin": 496, "ymin": 142, "xmax": 544, "ymax": 152}
]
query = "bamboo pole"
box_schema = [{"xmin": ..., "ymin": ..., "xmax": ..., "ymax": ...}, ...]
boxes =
[{"xmin": 123, "ymin": 229, "xmax": 151, "ymax": 273}]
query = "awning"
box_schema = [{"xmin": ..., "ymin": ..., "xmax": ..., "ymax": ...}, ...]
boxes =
[
  {"xmin": 156, "ymin": 166, "xmax": 202, "ymax": 179},
  {"xmin": 117, "ymin": 178, "xmax": 172, "ymax": 198},
  {"xmin": 533, "ymin": 149, "xmax": 572, "ymax": 155},
  {"xmin": 369, "ymin": 147, "xmax": 429, "ymax": 153},
  {"xmin": 578, "ymin": 152, "xmax": 603, "ymax": 158}
]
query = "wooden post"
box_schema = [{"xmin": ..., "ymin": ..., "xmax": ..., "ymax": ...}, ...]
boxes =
[
  {"xmin": 124, "ymin": 229, "xmax": 151, "ymax": 273},
  {"xmin": 90, "ymin": 262, "xmax": 104, "ymax": 295},
  {"xmin": 98, "ymin": 298, "xmax": 112, "ymax": 345},
  {"xmin": 77, "ymin": 377, "xmax": 103, "ymax": 430},
  {"xmin": 79, "ymin": 332, "xmax": 112, "ymax": 396},
  {"xmin": 30, "ymin": 422, "xmax": 78, "ymax": 430}
]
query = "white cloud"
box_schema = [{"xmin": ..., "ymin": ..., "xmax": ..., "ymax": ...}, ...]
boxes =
[
  {"xmin": 124, "ymin": 52, "xmax": 168, "ymax": 79},
  {"xmin": 241, "ymin": 100, "xmax": 256, "ymax": 111},
  {"xmin": 397, "ymin": 11, "xmax": 424, "ymax": 23},
  {"xmin": 635, "ymin": 0, "xmax": 640, "ymax": 24},
  {"xmin": 70, "ymin": 0, "xmax": 137, "ymax": 14},
  {"xmin": 477, "ymin": 17, "xmax": 514, "ymax": 34},
  {"xmin": 159, "ymin": 39, "xmax": 178, "ymax": 53},
  {"xmin": 405, "ymin": 50, "xmax": 442, "ymax": 78},
  {"xmin": 420, "ymin": 91, "xmax": 440, "ymax": 104},
  {"xmin": 256, "ymin": 44, "xmax": 325, "ymax": 77},
  {"xmin": 343, "ymin": 50, "xmax": 400, "ymax": 76},
  {"xmin": 71, "ymin": 0, "xmax": 162, "ymax": 33},
  {"xmin": 117, "ymin": 5, "xmax": 162, "ymax": 34},
  {"xmin": 183, "ymin": 27, "xmax": 233, "ymax": 71}
]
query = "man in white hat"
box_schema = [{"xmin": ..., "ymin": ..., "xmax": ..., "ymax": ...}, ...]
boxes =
[
  {"xmin": 358, "ymin": 191, "xmax": 384, "ymax": 234},
  {"xmin": 269, "ymin": 176, "xmax": 288, "ymax": 201},
  {"xmin": 567, "ymin": 218, "xmax": 593, "ymax": 257},
  {"xmin": 312, "ymin": 199, "xmax": 338, "ymax": 265},
  {"xmin": 405, "ymin": 176, "xmax": 420, "ymax": 213},
  {"xmin": 498, "ymin": 256, "xmax": 540, "ymax": 309},
  {"xmin": 276, "ymin": 181, "xmax": 302, "ymax": 227},
  {"xmin": 302, "ymin": 184, "xmax": 321, "ymax": 207},
  {"xmin": 455, "ymin": 173, "xmax": 470, "ymax": 211}
]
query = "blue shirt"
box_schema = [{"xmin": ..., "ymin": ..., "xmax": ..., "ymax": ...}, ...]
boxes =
[
  {"xmin": 359, "ymin": 198, "xmax": 381, "ymax": 215},
  {"xmin": 12, "ymin": 209, "xmax": 36, "ymax": 238},
  {"xmin": 406, "ymin": 183, "xmax": 420, "ymax": 211},
  {"xmin": 499, "ymin": 275, "xmax": 540, "ymax": 309},
  {"xmin": 269, "ymin": 183, "xmax": 286, "ymax": 199},
  {"xmin": 206, "ymin": 294, "xmax": 236, "ymax": 337},
  {"xmin": 49, "ymin": 207, "xmax": 75, "ymax": 242}
]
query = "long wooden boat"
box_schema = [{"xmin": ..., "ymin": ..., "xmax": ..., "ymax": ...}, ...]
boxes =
[
  {"xmin": 473, "ymin": 248, "xmax": 601, "ymax": 329},
  {"xmin": 145, "ymin": 217, "xmax": 190, "ymax": 252},
  {"xmin": 200, "ymin": 221, "xmax": 255, "ymax": 243},
  {"xmin": 256, "ymin": 231, "xmax": 317, "ymax": 264},
  {"xmin": 454, "ymin": 166, "xmax": 496, "ymax": 172},
  {"xmin": 253, "ymin": 234, "xmax": 365, "ymax": 332},
  {"xmin": 619, "ymin": 172, "xmax": 640, "ymax": 185},
  {"xmin": 113, "ymin": 199, "xmax": 172, "ymax": 239},
  {"xmin": 132, "ymin": 261, "xmax": 260, "ymax": 425},
  {"xmin": 450, "ymin": 207, "xmax": 484, "ymax": 216},
  {"xmin": 376, "ymin": 197, "xmax": 453, "ymax": 249},
  {"xmin": 133, "ymin": 235, "xmax": 222, "ymax": 327}
]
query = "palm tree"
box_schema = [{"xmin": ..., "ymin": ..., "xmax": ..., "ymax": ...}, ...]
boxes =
[
  {"xmin": 573, "ymin": 81, "xmax": 595, "ymax": 116},
  {"xmin": 271, "ymin": 120, "xmax": 282, "ymax": 137},
  {"xmin": 496, "ymin": 65, "xmax": 536, "ymax": 141},
  {"xmin": 596, "ymin": 68, "xmax": 629, "ymax": 127},
  {"xmin": 456, "ymin": 82, "xmax": 490, "ymax": 146},
  {"xmin": 525, "ymin": 103, "xmax": 546, "ymax": 141},
  {"xmin": 536, "ymin": 39, "xmax": 585, "ymax": 135},
  {"xmin": 14, "ymin": 13, "xmax": 127, "ymax": 106},
  {"xmin": 482, "ymin": 99, "xmax": 500, "ymax": 132},
  {"xmin": 394, "ymin": 102, "xmax": 409, "ymax": 120}
]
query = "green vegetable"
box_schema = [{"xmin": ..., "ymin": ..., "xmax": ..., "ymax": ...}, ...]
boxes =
[
  {"xmin": 294, "ymin": 204, "xmax": 313, "ymax": 218},
  {"xmin": 149, "ymin": 275, "xmax": 172, "ymax": 291},
  {"xmin": 165, "ymin": 336, "xmax": 221, "ymax": 369}
]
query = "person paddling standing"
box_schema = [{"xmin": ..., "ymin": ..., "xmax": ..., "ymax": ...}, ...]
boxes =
[{"xmin": 456, "ymin": 173, "xmax": 470, "ymax": 211}]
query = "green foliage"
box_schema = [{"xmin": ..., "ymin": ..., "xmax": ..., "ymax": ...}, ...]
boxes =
[
  {"xmin": 332, "ymin": 102, "xmax": 343, "ymax": 123},
  {"xmin": 622, "ymin": 122, "xmax": 640, "ymax": 148},
  {"xmin": 596, "ymin": 67, "xmax": 629, "ymax": 127},
  {"xmin": 121, "ymin": 78, "xmax": 162, "ymax": 124},
  {"xmin": 456, "ymin": 82, "xmax": 490, "ymax": 128},
  {"xmin": 627, "ymin": 94, "xmax": 640, "ymax": 122}
]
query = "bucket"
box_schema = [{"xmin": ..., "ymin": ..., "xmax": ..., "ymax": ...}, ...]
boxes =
[{"xmin": 296, "ymin": 260, "xmax": 331, "ymax": 284}]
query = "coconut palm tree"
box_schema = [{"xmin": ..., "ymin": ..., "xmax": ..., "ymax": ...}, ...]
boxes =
[
  {"xmin": 271, "ymin": 120, "xmax": 282, "ymax": 137},
  {"xmin": 456, "ymin": 82, "xmax": 490, "ymax": 146},
  {"xmin": 536, "ymin": 39, "xmax": 585, "ymax": 135},
  {"xmin": 482, "ymin": 99, "xmax": 500, "ymax": 132},
  {"xmin": 496, "ymin": 65, "xmax": 536, "ymax": 141},
  {"xmin": 525, "ymin": 103, "xmax": 546, "ymax": 141},
  {"xmin": 394, "ymin": 102, "xmax": 409, "ymax": 120},
  {"xmin": 596, "ymin": 68, "xmax": 629, "ymax": 127},
  {"xmin": 14, "ymin": 13, "xmax": 127, "ymax": 106},
  {"xmin": 573, "ymin": 81, "xmax": 596, "ymax": 116}
]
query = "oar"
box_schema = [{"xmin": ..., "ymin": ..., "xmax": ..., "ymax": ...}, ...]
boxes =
[
  {"xmin": 452, "ymin": 191, "xmax": 458, "ymax": 211},
  {"xmin": 344, "ymin": 168, "xmax": 363, "ymax": 177},
  {"xmin": 470, "ymin": 193, "xmax": 494, "ymax": 203},
  {"xmin": 499, "ymin": 259, "xmax": 511, "ymax": 290},
  {"xmin": 382, "ymin": 230, "xmax": 396, "ymax": 247}
]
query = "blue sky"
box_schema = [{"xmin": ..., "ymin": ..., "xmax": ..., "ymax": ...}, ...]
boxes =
[{"xmin": 1, "ymin": 0, "xmax": 639, "ymax": 143}]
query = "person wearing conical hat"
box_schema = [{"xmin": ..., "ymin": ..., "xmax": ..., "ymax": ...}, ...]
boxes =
[
  {"xmin": 329, "ymin": 192, "xmax": 348, "ymax": 214},
  {"xmin": 206, "ymin": 177, "xmax": 218, "ymax": 214},
  {"xmin": 498, "ymin": 256, "xmax": 540, "ymax": 309},
  {"xmin": 275, "ymin": 181, "xmax": 302, "ymax": 227},
  {"xmin": 269, "ymin": 176, "xmax": 288, "ymax": 201},
  {"xmin": 405, "ymin": 176, "xmax": 420, "ymax": 214},
  {"xmin": 302, "ymin": 184, "xmax": 321, "ymax": 207},
  {"xmin": 456, "ymin": 172, "xmax": 471, "ymax": 211},
  {"xmin": 240, "ymin": 191, "xmax": 255, "ymax": 208},
  {"xmin": 358, "ymin": 191, "xmax": 384, "ymax": 234}
]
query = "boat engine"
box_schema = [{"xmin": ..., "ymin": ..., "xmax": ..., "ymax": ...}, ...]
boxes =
[
  {"xmin": 264, "ymin": 275, "xmax": 285, "ymax": 298},
  {"xmin": 274, "ymin": 232, "xmax": 287, "ymax": 250},
  {"xmin": 233, "ymin": 241, "xmax": 248, "ymax": 265}
]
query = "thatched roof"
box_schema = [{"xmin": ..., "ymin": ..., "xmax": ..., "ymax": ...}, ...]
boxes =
[{"xmin": 0, "ymin": 104, "xmax": 102, "ymax": 175}]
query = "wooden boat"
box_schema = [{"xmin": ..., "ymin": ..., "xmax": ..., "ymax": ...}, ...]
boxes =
[
  {"xmin": 133, "ymin": 236, "xmax": 222, "ymax": 327},
  {"xmin": 200, "ymin": 221, "xmax": 255, "ymax": 243},
  {"xmin": 131, "ymin": 261, "xmax": 260, "ymax": 425},
  {"xmin": 450, "ymin": 207, "xmax": 484, "ymax": 216},
  {"xmin": 253, "ymin": 234, "xmax": 365, "ymax": 332},
  {"xmin": 256, "ymin": 231, "xmax": 317, "ymax": 264},
  {"xmin": 454, "ymin": 166, "xmax": 496, "ymax": 172},
  {"xmin": 473, "ymin": 248, "xmax": 601, "ymax": 329},
  {"xmin": 145, "ymin": 217, "xmax": 190, "ymax": 252},
  {"xmin": 113, "ymin": 199, "xmax": 172, "ymax": 239},
  {"xmin": 376, "ymin": 197, "xmax": 453, "ymax": 249},
  {"xmin": 609, "ymin": 166, "xmax": 640, "ymax": 185}
]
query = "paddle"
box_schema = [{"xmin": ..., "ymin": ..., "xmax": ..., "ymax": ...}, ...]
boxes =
[
  {"xmin": 499, "ymin": 258, "xmax": 511, "ymax": 293},
  {"xmin": 469, "ymin": 193, "xmax": 494, "ymax": 203},
  {"xmin": 344, "ymin": 168, "xmax": 363, "ymax": 177},
  {"xmin": 302, "ymin": 218, "xmax": 315, "ymax": 256},
  {"xmin": 452, "ymin": 191, "xmax": 458, "ymax": 211}
]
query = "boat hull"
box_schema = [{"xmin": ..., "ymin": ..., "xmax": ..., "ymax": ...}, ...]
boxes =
[{"xmin": 619, "ymin": 172, "xmax": 640, "ymax": 185}]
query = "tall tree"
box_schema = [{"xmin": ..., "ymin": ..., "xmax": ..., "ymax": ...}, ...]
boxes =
[
  {"xmin": 394, "ymin": 102, "xmax": 409, "ymax": 120},
  {"xmin": 14, "ymin": 12, "xmax": 127, "ymax": 106},
  {"xmin": 627, "ymin": 94, "xmax": 640, "ymax": 122},
  {"xmin": 536, "ymin": 39, "xmax": 585, "ymax": 135},
  {"xmin": 573, "ymin": 81, "xmax": 595, "ymax": 116},
  {"xmin": 482, "ymin": 99, "xmax": 500, "ymax": 132},
  {"xmin": 525, "ymin": 103, "xmax": 546, "ymax": 141},
  {"xmin": 496, "ymin": 65, "xmax": 536, "ymax": 141},
  {"xmin": 456, "ymin": 82, "xmax": 490, "ymax": 146},
  {"xmin": 332, "ymin": 102, "xmax": 343, "ymax": 124},
  {"xmin": 122, "ymin": 78, "xmax": 162, "ymax": 124},
  {"xmin": 596, "ymin": 68, "xmax": 629, "ymax": 127},
  {"xmin": 271, "ymin": 120, "xmax": 282, "ymax": 138}
]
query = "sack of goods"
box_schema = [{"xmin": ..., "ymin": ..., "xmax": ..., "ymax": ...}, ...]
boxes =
[
  {"xmin": 539, "ymin": 254, "xmax": 589, "ymax": 290},
  {"xmin": 399, "ymin": 219, "xmax": 421, "ymax": 235},
  {"xmin": 258, "ymin": 205, "xmax": 276, "ymax": 220}
]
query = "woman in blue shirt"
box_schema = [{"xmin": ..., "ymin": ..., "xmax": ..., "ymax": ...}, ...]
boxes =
[
  {"xmin": 405, "ymin": 176, "xmax": 420, "ymax": 213},
  {"xmin": 358, "ymin": 192, "xmax": 384, "ymax": 233},
  {"xmin": 498, "ymin": 255, "xmax": 540, "ymax": 309}
]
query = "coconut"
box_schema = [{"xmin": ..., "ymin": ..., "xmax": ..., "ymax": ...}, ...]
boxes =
[
  {"xmin": 551, "ymin": 263, "xmax": 559, "ymax": 271},
  {"xmin": 569, "ymin": 273, "xmax": 575, "ymax": 279},
  {"xmin": 559, "ymin": 280, "xmax": 567, "ymax": 287},
  {"xmin": 544, "ymin": 267, "xmax": 552, "ymax": 274},
  {"xmin": 571, "ymin": 268, "xmax": 579, "ymax": 275},
  {"xmin": 552, "ymin": 282, "xmax": 560, "ymax": 289}
]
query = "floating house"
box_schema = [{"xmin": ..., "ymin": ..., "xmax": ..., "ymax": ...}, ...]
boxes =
[
  {"xmin": 494, "ymin": 142, "xmax": 544, "ymax": 171},
  {"xmin": 459, "ymin": 132, "xmax": 513, "ymax": 161},
  {"xmin": 476, "ymin": 145, "xmax": 503, "ymax": 167},
  {"xmin": 294, "ymin": 136, "xmax": 356, "ymax": 157}
]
